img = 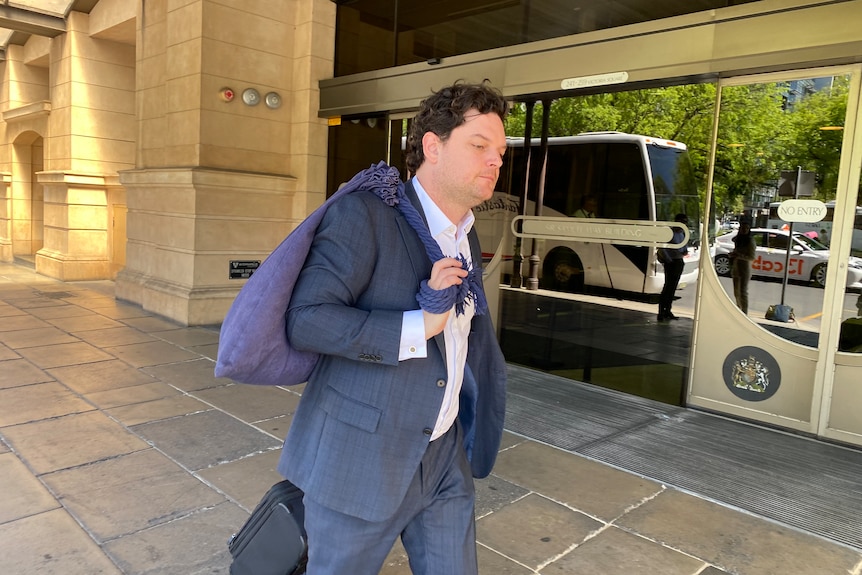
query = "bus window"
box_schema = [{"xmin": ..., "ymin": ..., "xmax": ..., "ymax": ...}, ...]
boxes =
[
  {"xmin": 476, "ymin": 132, "xmax": 702, "ymax": 297},
  {"xmin": 604, "ymin": 143, "xmax": 648, "ymax": 220}
]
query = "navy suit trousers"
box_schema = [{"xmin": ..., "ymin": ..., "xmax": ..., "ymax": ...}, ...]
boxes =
[{"xmin": 302, "ymin": 421, "xmax": 477, "ymax": 575}]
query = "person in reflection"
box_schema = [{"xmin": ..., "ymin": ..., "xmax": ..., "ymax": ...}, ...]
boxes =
[
  {"xmin": 278, "ymin": 82, "xmax": 509, "ymax": 575},
  {"xmin": 838, "ymin": 294, "xmax": 862, "ymax": 352},
  {"xmin": 573, "ymin": 194, "xmax": 598, "ymax": 218},
  {"xmin": 657, "ymin": 213, "xmax": 689, "ymax": 321},
  {"xmin": 730, "ymin": 218, "xmax": 756, "ymax": 314}
]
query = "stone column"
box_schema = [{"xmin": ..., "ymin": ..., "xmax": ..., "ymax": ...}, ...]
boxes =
[
  {"xmin": 117, "ymin": 0, "xmax": 334, "ymax": 325},
  {"xmin": 34, "ymin": 11, "xmax": 136, "ymax": 278},
  {"xmin": 35, "ymin": 171, "xmax": 121, "ymax": 280},
  {"xmin": 0, "ymin": 173, "xmax": 12, "ymax": 261}
]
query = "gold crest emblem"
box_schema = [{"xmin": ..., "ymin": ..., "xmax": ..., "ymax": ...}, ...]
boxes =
[{"xmin": 731, "ymin": 355, "xmax": 769, "ymax": 393}]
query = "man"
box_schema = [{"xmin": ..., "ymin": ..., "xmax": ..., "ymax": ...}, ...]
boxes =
[
  {"xmin": 277, "ymin": 82, "xmax": 509, "ymax": 575},
  {"xmin": 658, "ymin": 213, "xmax": 689, "ymax": 321},
  {"xmin": 573, "ymin": 194, "xmax": 598, "ymax": 218},
  {"xmin": 730, "ymin": 218, "xmax": 756, "ymax": 314}
]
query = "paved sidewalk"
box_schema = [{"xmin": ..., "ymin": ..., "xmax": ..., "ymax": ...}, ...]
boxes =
[{"xmin": 1, "ymin": 260, "xmax": 861, "ymax": 574}]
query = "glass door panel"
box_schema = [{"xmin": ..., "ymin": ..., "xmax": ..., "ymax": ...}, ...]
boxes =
[
  {"xmin": 690, "ymin": 65, "xmax": 862, "ymax": 443},
  {"xmin": 708, "ymin": 74, "xmax": 852, "ymax": 346}
]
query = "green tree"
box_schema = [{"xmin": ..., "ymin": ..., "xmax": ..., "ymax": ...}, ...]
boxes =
[
  {"xmin": 505, "ymin": 84, "xmax": 717, "ymax": 200},
  {"xmin": 504, "ymin": 76, "xmax": 857, "ymax": 220},
  {"xmin": 780, "ymin": 76, "xmax": 850, "ymax": 201}
]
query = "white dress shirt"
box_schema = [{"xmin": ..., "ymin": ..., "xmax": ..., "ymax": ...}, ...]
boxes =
[{"xmin": 397, "ymin": 177, "xmax": 476, "ymax": 441}]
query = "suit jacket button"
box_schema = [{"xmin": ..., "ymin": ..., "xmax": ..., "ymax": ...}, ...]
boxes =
[
  {"xmin": 423, "ymin": 428, "xmax": 433, "ymax": 436},
  {"xmin": 436, "ymin": 379, "xmax": 446, "ymax": 388}
]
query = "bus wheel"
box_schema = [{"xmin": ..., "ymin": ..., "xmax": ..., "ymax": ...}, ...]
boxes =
[
  {"xmin": 714, "ymin": 255, "xmax": 732, "ymax": 277},
  {"xmin": 542, "ymin": 248, "xmax": 585, "ymax": 293},
  {"xmin": 811, "ymin": 263, "xmax": 827, "ymax": 288}
]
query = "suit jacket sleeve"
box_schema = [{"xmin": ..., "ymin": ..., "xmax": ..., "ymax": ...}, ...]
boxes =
[{"xmin": 286, "ymin": 191, "xmax": 420, "ymax": 367}]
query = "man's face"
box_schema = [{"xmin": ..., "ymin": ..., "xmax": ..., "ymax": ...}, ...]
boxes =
[{"xmin": 430, "ymin": 110, "xmax": 507, "ymax": 211}]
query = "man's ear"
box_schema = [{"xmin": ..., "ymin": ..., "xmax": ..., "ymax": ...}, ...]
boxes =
[{"xmin": 422, "ymin": 132, "xmax": 440, "ymax": 164}]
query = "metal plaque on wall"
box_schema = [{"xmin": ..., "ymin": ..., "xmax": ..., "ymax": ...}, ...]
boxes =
[{"xmin": 229, "ymin": 260, "xmax": 260, "ymax": 280}]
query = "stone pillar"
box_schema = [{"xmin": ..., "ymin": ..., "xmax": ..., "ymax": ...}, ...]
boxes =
[
  {"xmin": 0, "ymin": 42, "xmax": 50, "ymax": 263},
  {"xmin": 0, "ymin": 172, "xmax": 12, "ymax": 261},
  {"xmin": 117, "ymin": 0, "xmax": 335, "ymax": 325},
  {"xmin": 33, "ymin": 11, "xmax": 136, "ymax": 279},
  {"xmin": 35, "ymin": 171, "xmax": 119, "ymax": 280}
]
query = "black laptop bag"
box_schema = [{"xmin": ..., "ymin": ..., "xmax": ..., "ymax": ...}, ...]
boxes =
[{"xmin": 228, "ymin": 480, "xmax": 307, "ymax": 575}]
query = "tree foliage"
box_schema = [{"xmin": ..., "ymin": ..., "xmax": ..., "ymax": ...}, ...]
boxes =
[{"xmin": 505, "ymin": 75, "xmax": 855, "ymax": 219}]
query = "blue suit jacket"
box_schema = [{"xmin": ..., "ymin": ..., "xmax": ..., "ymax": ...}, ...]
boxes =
[{"xmin": 277, "ymin": 180, "xmax": 507, "ymax": 522}]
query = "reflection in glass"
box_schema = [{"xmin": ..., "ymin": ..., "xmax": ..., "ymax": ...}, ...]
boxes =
[
  {"xmin": 334, "ymin": 0, "xmax": 760, "ymax": 76},
  {"xmin": 839, "ymin": 199, "xmax": 862, "ymax": 353},
  {"xmin": 491, "ymin": 84, "xmax": 716, "ymax": 406},
  {"xmin": 710, "ymin": 75, "xmax": 852, "ymax": 347}
]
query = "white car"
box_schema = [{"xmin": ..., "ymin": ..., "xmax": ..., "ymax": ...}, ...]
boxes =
[{"xmin": 713, "ymin": 228, "xmax": 862, "ymax": 288}]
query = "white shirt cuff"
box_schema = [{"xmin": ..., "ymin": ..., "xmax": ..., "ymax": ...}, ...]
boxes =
[{"xmin": 399, "ymin": 310, "xmax": 427, "ymax": 361}]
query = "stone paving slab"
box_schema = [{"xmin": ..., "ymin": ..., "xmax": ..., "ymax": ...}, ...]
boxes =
[
  {"xmin": 103, "ymin": 502, "xmax": 246, "ymax": 575},
  {"xmin": 477, "ymin": 493, "xmax": 602, "ymax": 570},
  {"xmin": 48, "ymin": 359, "xmax": 157, "ymax": 394},
  {"xmin": 196, "ymin": 449, "xmax": 284, "ymax": 510},
  {"xmin": 46, "ymin": 314, "xmax": 126, "ymax": 333},
  {"xmin": 104, "ymin": 340, "xmax": 201, "ymax": 368},
  {"xmin": 2, "ymin": 411, "xmax": 149, "ymax": 475},
  {"xmin": 142, "ymin": 357, "xmax": 230, "ymax": 392},
  {"xmin": 542, "ymin": 525, "xmax": 706, "ymax": 574},
  {"xmin": 0, "ymin": 342, "xmax": 19, "ymax": 360},
  {"xmin": 0, "ymin": 381, "xmax": 94, "ymax": 426},
  {"xmin": 16, "ymin": 341, "xmax": 115, "ymax": 368},
  {"xmin": 0, "ymin": 508, "xmax": 122, "ymax": 575},
  {"xmin": 0, "ymin": 326, "xmax": 80, "ymax": 348},
  {"xmin": 0, "ymin": 315, "xmax": 51, "ymax": 332},
  {"xmin": 617, "ymin": 489, "xmax": 862, "ymax": 575},
  {"xmin": 492, "ymin": 440, "xmax": 663, "ymax": 521},
  {"xmin": 27, "ymin": 304, "xmax": 97, "ymax": 320},
  {"xmin": 42, "ymin": 449, "xmax": 227, "ymax": 542},
  {"xmin": 85, "ymin": 380, "xmax": 183, "ymax": 409},
  {"xmin": 0, "ymin": 452, "xmax": 60, "ymax": 523},
  {"xmin": 0, "ymin": 358, "xmax": 52, "ymax": 389},
  {"xmin": 193, "ymin": 383, "xmax": 301, "ymax": 423},
  {"xmin": 106, "ymin": 395, "xmax": 211, "ymax": 427},
  {"xmin": 73, "ymin": 326, "xmax": 158, "ymax": 347},
  {"xmin": 131, "ymin": 410, "xmax": 282, "ymax": 471},
  {"xmin": 151, "ymin": 327, "xmax": 221, "ymax": 347}
]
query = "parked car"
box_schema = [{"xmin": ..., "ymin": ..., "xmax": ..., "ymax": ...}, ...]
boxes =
[{"xmin": 714, "ymin": 228, "xmax": 862, "ymax": 288}]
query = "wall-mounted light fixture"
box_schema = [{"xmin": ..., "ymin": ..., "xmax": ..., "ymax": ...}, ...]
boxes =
[
  {"xmin": 264, "ymin": 92, "xmax": 282, "ymax": 109},
  {"xmin": 242, "ymin": 88, "xmax": 261, "ymax": 106}
]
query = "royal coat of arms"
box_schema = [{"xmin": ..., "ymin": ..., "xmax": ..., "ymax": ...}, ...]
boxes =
[{"xmin": 731, "ymin": 354, "xmax": 770, "ymax": 393}]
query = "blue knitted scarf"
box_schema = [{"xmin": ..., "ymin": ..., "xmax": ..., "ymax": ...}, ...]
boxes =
[{"xmin": 364, "ymin": 163, "xmax": 487, "ymax": 317}]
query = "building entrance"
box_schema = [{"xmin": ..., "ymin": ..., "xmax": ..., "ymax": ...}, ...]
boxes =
[{"xmin": 330, "ymin": 62, "xmax": 862, "ymax": 443}]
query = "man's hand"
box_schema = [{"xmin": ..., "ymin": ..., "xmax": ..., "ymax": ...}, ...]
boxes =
[{"xmin": 423, "ymin": 258, "xmax": 467, "ymax": 339}]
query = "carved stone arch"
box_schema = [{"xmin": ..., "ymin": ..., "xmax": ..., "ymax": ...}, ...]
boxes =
[{"xmin": 9, "ymin": 129, "xmax": 45, "ymax": 261}]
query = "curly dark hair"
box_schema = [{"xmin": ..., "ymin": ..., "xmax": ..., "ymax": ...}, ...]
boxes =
[{"xmin": 405, "ymin": 81, "xmax": 509, "ymax": 174}]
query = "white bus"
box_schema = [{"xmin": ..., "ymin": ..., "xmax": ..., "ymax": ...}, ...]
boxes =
[
  {"xmin": 475, "ymin": 132, "xmax": 703, "ymax": 297},
  {"xmin": 767, "ymin": 201, "xmax": 862, "ymax": 256}
]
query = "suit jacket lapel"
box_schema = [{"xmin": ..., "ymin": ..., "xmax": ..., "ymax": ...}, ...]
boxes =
[{"xmin": 402, "ymin": 180, "xmax": 448, "ymax": 359}]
